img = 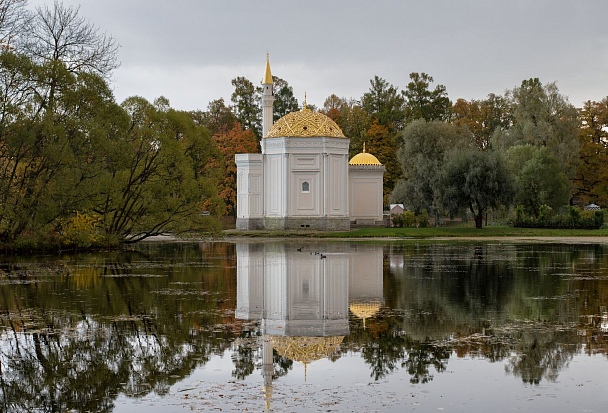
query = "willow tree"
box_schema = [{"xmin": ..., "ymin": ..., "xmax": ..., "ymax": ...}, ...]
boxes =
[
  {"xmin": 391, "ymin": 120, "xmax": 468, "ymax": 221},
  {"xmin": 493, "ymin": 78, "xmax": 580, "ymax": 177},
  {"xmin": 439, "ymin": 149, "xmax": 514, "ymax": 228}
]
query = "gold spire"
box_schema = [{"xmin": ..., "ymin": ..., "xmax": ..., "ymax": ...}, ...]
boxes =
[
  {"xmin": 263, "ymin": 53, "xmax": 273, "ymax": 84},
  {"xmin": 303, "ymin": 92, "xmax": 307, "ymax": 109},
  {"xmin": 363, "ymin": 142, "xmax": 366, "ymax": 153}
]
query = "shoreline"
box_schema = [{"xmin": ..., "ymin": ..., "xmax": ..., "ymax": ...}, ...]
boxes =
[{"xmin": 142, "ymin": 234, "xmax": 608, "ymax": 244}]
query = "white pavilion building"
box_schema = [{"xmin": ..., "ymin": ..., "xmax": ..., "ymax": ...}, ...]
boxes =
[{"xmin": 235, "ymin": 56, "xmax": 385, "ymax": 230}]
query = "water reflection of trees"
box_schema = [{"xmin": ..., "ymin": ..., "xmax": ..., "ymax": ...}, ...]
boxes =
[
  {"xmin": 0, "ymin": 242, "xmax": 240, "ymax": 412},
  {"xmin": 233, "ymin": 242, "xmax": 608, "ymax": 386},
  {"xmin": 384, "ymin": 243, "xmax": 608, "ymax": 384},
  {"xmin": 0, "ymin": 242, "xmax": 607, "ymax": 411}
]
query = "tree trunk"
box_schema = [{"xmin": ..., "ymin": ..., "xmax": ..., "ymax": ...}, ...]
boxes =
[{"xmin": 474, "ymin": 213, "xmax": 483, "ymax": 228}]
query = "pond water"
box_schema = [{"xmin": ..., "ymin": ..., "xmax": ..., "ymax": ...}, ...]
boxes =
[{"xmin": 0, "ymin": 240, "xmax": 607, "ymax": 412}]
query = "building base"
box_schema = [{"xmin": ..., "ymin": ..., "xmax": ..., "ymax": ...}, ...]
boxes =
[
  {"xmin": 236, "ymin": 218, "xmax": 265, "ymax": 230},
  {"xmin": 264, "ymin": 217, "xmax": 350, "ymax": 231},
  {"xmin": 350, "ymin": 218, "xmax": 384, "ymax": 227}
]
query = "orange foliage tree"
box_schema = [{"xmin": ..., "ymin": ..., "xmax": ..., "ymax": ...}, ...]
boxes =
[
  {"xmin": 574, "ymin": 98, "xmax": 608, "ymax": 206},
  {"xmin": 364, "ymin": 119, "xmax": 402, "ymax": 204},
  {"xmin": 212, "ymin": 124, "xmax": 260, "ymax": 215}
]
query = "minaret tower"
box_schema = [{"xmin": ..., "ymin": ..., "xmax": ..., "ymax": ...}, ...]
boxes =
[{"xmin": 262, "ymin": 54, "xmax": 274, "ymax": 139}]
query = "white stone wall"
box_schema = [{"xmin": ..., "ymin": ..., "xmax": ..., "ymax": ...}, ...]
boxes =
[
  {"xmin": 349, "ymin": 165, "xmax": 385, "ymax": 225},
  {"xmin": 235, "ymin": 154, "xmax": 264, "ymax": 229},
  {"xmin": 262, "ymin": 136, "xmax": 350, "ymax": 228}
]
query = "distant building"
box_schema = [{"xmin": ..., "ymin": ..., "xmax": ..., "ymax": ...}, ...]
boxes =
[
  {"xmin": 389, "ymin": 204, "xmax": 404, "ymax": 215},
  {"xmin": 235, "ymin": 56, "xmax": 384, "ymax": 230}
]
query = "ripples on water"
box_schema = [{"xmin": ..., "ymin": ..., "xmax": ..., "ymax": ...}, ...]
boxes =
[{"xmin": 0, "ymin": 241, "xmax": 606, "ymax": 412}]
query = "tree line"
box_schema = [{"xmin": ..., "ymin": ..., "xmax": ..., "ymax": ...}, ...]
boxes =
[
  {"xmin": 1, "ymin": 1, "xmax": 607, "ymax": 249},
  {"xmin": 227, "ymin": 68, "xmax": 606, "ymax": 229}
]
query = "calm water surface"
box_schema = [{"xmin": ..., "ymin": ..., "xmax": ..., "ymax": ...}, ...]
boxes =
[{"xmin": 0, "ymin": 241, "xmax": 607, "ymax": 412}]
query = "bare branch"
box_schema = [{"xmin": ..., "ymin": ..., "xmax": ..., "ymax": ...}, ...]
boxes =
[{"xmin": 24, "ymin": 0, "xmax": 119, "ymax": 78}]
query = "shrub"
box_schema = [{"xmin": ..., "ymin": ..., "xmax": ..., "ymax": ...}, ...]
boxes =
[
  {"xmin": 391, "ymin": 213, "xmax": 404, "ymax": 228},
  {"xmin": 416, "ymin": 209, "xmax": 430, "ymax": 227},
  {"xmin": 403, "ymin": 210, "xmax": 416, "ymax": 227},
  {"xmin": 59, "ymin": 211, "xmax": 103, "ymax": 248},
  {"xmin": 512, "ymin": 205, "xmax": 603, "ymax": 229}
]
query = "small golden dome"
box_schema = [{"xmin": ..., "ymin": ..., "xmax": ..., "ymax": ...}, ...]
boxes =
[
  {"xmin": 349, "ymin": 300, "xmax": 382, "ymax": 320},
  {"xmin": 266, "ymin": 108, "xmax": 346, "ymax": 139},
  {"xmin": 349, "ymin": 152, "xmax": 382, "ymax": 166},
  {"xmin": 268, "ymin": 335, "xmax": 344, "ymax": 364},
  {"xmin": 349, "ymin": 142, "xmax": 382, "ymax": 165}
]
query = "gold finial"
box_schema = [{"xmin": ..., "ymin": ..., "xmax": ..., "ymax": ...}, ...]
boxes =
[
  {"xmin": 363, "ymin": 142, "xmax": 366, "ymax": 153},
  {"xmin": 303, "ymin": 92, "xmax": 307, "ymax": 110},
  {"xmin": 263, "ymin": 53, "xmax": 273, "ymax": 84}
]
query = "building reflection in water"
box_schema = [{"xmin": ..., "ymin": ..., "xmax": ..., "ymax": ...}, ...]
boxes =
[{"xmin": 235, "ymin": 242, "xmax": 383, "ymax": 410}]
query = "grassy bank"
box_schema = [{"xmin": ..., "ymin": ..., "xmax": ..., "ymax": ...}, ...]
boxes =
[{"xmin": 224, "ymin": 226, "xmax": 608, "ymax": 239}]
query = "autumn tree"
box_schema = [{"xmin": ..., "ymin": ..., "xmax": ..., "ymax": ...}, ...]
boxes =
[
  {"xmin": 337, "ymin": 100, "xmax": 371, "ymax": 157},
  {"xmin": 403, "ymin": 72, "xmax": 451, "ymax": 124},
  {"xmin": 0, "ymin": 1, "xmax": 121, "ymax": 243},
  {"xmin": 452, "ymin": 94, "xmax": 511, "ymax": 150},
  {"xmin": 573, "ymin": 98, "xmax": 608, "ymax": 206},
  {"xmin": 212, "ymin": 124, "xmax": 259, "ymax": 215},
  {"xmin": 364, "ymin": 119, "xmax": 401, "ymax": 204}
]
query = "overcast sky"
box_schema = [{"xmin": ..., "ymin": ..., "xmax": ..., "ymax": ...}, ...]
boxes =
[{"xmin": 26, "ymin": 0, "xmax": 608, "ymax": 111}]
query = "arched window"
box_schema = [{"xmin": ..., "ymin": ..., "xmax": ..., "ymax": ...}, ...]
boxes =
[{"xmin": 302, "ymin": 181, "xmax": 310, "ymax": 193}]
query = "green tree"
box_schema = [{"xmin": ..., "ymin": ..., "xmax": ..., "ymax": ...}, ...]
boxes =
[
  {"xmin": 338, "ymin": 100, "xmax": 371, "ymax": 156},
  {"xmin": 493, "ymin": 78, "xmax": 580, "ymax": 177},
  {"xmin": 190, "ymin": 98, "xmax": 238, "ymax": 136},
  {"xmin": 505, "ymin": 145, "xmax": 571, "ymax": 218},
  {"xmin": 391, "ymin": 120, "xmax": 467, "ymax": 222},
  {"xmin": 403, "ymin": 72, "xmax": 451, "ymax": 124},
  {"xmin": 361, "ymin": 75, "xmax": 404, "ymax": 131},
  {"xmin": 0, "ymin": 55, "xmax": 121, "ymax": 242},
  {"xmin": 0, "ymin": 2, "xmax": 223, "ymax": 246},
  {"xmin": 93, "ymin": 96, "xmax": 222, "ymax": 241},
  {"xmin": 439, "ymin": 149, "xmax": 514, "ymax": 228},
  {"xmin": 273, "ymin": 76, "xmax": 298, "ymax": 121},
  {"xmin": 230, "ymin": 76, "xmax": 261, "ymax": 138}
]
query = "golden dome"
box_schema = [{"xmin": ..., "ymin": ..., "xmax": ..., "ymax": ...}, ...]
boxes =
[
  {"xmin": 266, "ymin": 108, "xmax": 346, "ymax": 138},
  {"xmin": 349, "ymin": 143, "xmax": 382, "ymax": 165},
  {"xmin": 268, "ymin": 335, "xmax": 344, "ymax": 364},
  {"xmin": 349, "ymin": 300, "xmax": 382, "ymax": 320},
  {"xmin": 349, "ymin": 152, "xmax": 382, "ymax": 165}
]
